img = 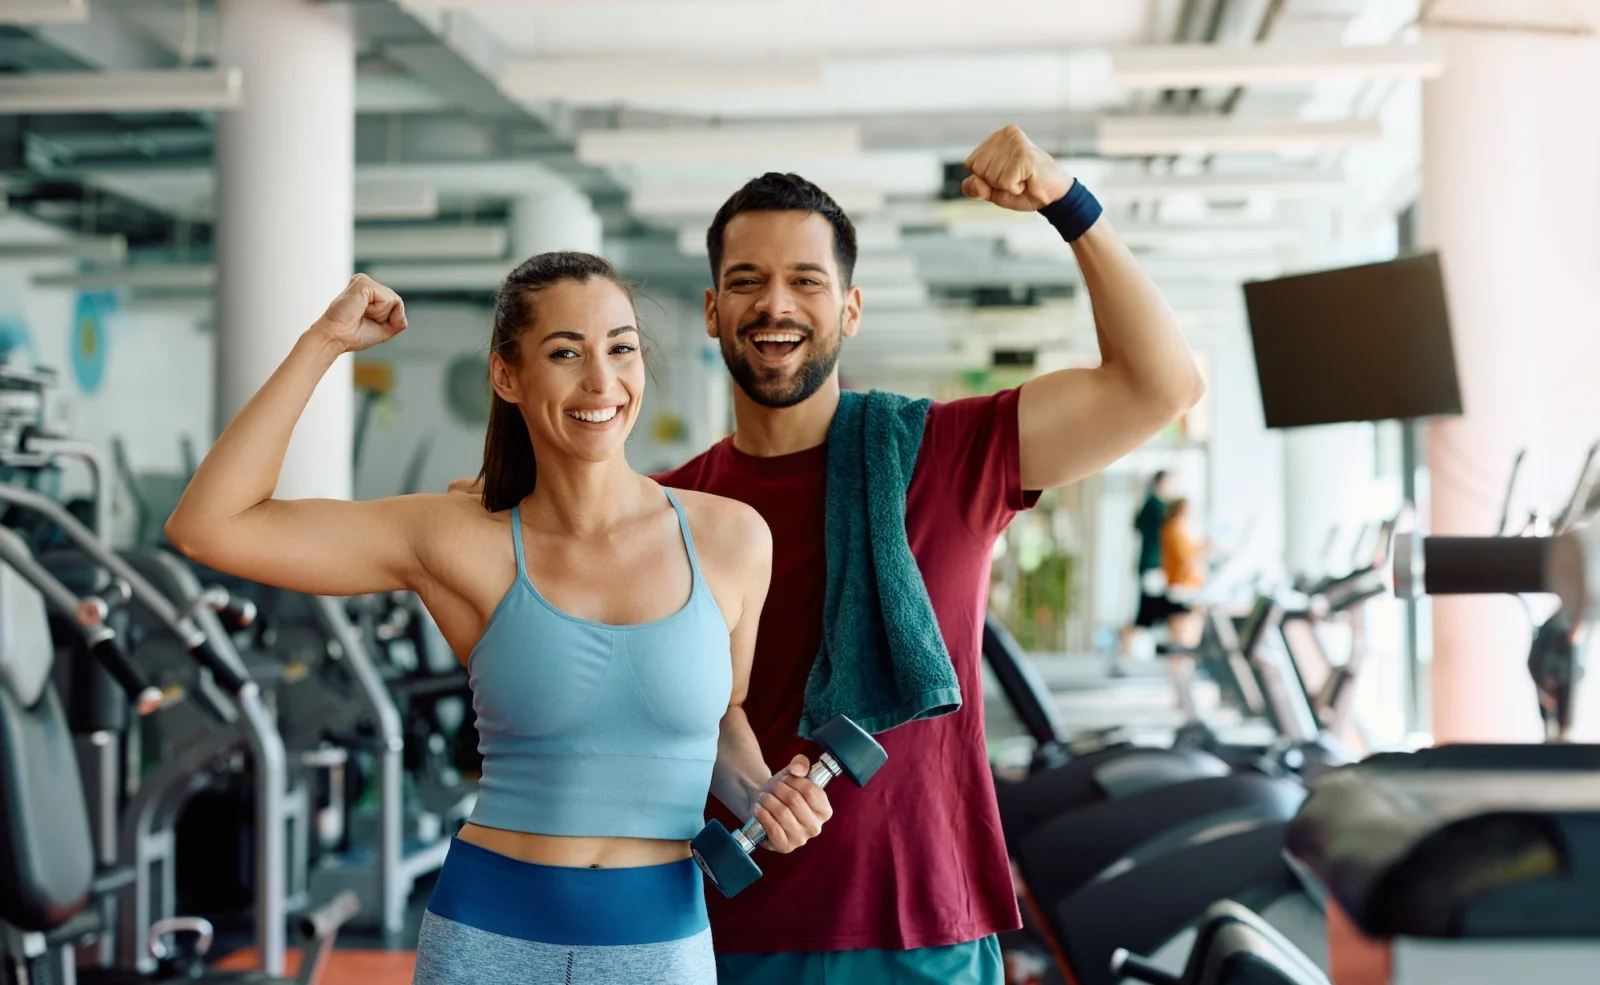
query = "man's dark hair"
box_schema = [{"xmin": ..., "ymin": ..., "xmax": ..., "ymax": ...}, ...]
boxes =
[{"xmin": 706, "ymin": 173, "xmax": 858, "ymax": 288}]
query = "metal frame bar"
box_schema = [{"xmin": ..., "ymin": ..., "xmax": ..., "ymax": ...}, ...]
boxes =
[{"xmin": 0, "ymin": 484, "xmax": 287, "ymax": 975}]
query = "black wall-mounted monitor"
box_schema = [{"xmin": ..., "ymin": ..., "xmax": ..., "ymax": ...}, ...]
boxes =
[{"xmin": 1243, "ymin": 252, "xmax": 1464, "ymax": 430}]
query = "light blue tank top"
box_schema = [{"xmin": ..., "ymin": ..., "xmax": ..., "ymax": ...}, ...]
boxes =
[{"xmin": 466, "ymin": 488, "xmax": 732, "ymax": 841}]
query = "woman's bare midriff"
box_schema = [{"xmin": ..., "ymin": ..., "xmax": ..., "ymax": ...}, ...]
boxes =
[{"xmin": 458, "ymin": 822, "xmax": 692, "ymax": 869}]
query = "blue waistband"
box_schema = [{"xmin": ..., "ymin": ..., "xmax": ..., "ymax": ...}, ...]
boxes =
[{"xmin": 425, "ymin": 837, "xmax": 708, "ymax": 946}]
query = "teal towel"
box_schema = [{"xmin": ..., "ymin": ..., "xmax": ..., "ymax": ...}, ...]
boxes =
[{"xmin": 799, "ymin": 389, "xmax": 962, "ymax": 739}]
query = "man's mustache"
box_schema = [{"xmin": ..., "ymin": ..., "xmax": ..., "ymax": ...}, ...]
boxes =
[{"xmin": 738, "ymin": 314, "xmax": 812, "ymax": 339}]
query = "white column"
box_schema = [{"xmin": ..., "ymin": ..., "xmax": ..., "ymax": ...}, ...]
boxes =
[
  {"xmin": 1281, "ymin": 424, "xmax": 1378, "ymax": 576},
  {"xmin": 1421, "ymin": 26, "xmax": 1600, "ymax": 742},
  {"xmin": 510, "ymin": 187, "xmax": 603, "ymax": 259},
  {"xmin": 215, "ymin": 0, "xmax": 354, "ymax": 502}
]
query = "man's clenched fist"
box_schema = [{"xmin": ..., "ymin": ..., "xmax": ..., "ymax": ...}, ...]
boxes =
[{"xmin": 961, "ymin": 125, "xmax": 1074, "ymax": 213}]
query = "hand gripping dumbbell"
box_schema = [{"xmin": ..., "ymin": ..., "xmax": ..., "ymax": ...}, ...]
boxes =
[{"xmin": 692, "ymin": 714, "xmax": 887, "ymax": 898}]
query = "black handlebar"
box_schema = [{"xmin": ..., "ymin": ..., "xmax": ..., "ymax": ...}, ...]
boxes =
[
  {"xmin": 1424, "ymin": 536, "xmax": 1555, "ymax": 596},
  {"xmin": 214, "ymin": 596, "xmax": 258, "ymax": 633},
  {"xmin": 189, "ymin": 637, "xmax": 251, "ymax": 695},
  {"xmin": 88, "ymin": 636, "xmax": 163, "ymax": 715}
]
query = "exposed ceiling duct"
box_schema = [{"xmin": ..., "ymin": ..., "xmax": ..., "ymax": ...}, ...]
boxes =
[
  {"xmin": 576, "ymin": 123, "xmax": 862, "ymax": 167},
  {"xmin": 0, "ymin": 0, "xmax": 1432, "ymax": 379},
  {"xmin": 1096, "ymin": 116, "xmax": 1384, "ymax": 156},
  {"xmin": 500, "ymin": 56, "xmax": 827, "ymax": 102},
  {"xmin": 0, "ymin": 234, "xmax": 126, "ymax": 263},
  {"xmin": 0, "ymin": 69, "xmax": 245, "ymax": 114},
  {"xmin": 629, "ymin": 183, "xmax": 886, "ymax": 220},
  {"xmin": 0, "ymin": 0, "xmax": 86, "ymax": 25},
  {"xmin": 1110, "ymin": 41, "xmax": 1446, "ymax": 88}
]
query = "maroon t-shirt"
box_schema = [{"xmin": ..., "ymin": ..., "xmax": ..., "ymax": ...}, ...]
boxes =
[{"xmin": 655, "ymin": 388, "xmax": 1034, "ymax": 953}]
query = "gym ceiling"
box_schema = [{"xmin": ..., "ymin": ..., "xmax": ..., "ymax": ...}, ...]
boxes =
[{"xmin": 3, "ymin": 0, "xmax": 1586, "ymax": 377}]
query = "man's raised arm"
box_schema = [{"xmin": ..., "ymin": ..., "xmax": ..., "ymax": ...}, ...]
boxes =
[{"xmin": 962, "ymin": 125, "xmax": 1204, "ymax": 492}]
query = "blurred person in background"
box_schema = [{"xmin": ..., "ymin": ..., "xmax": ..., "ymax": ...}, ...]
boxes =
[
  {"xmin": 1115, "ymin": 469, "xmax": 1177, "ymax": 674},
  {"xmin": 1160, "ymin": 496, "xmax": 1210, "ymax": 717}
]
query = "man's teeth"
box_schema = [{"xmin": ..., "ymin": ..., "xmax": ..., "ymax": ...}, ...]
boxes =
[
  {"xmin": 751, "ymin": 332, "xmax": 803, "ymax": 344},
  {"xmin": 567, "ymin": 406, "xmax": 619, "ymax": 423}
]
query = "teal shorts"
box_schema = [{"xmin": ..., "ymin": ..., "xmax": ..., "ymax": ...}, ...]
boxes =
[{"xmin": 714, "ymin": 935, "xmax": 1002, "ymax": 985}]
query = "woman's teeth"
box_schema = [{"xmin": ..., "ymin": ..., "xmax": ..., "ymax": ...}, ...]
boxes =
[{"xmin": 567, "ymin": 406, "xmax": 619, "ymax": 423}]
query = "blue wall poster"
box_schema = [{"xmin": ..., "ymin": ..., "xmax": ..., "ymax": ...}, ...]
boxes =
[{"xmin": 72, "ymin": 290, "xmax": 116, "ymax": 394}]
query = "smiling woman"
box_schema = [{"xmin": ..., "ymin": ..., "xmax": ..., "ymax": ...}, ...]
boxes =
[
  {"xmin": 478, "ymin": 253, "xmax": 646, "ymax": 513},
  {"xmin": 160, "ymin": 253, "xmax": 833, "ymax": 985}
]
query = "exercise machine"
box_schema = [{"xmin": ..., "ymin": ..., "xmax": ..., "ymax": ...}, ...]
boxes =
[
  {"xmin": 1113, "ymin": 902, "xmax": 1329, "ymax": 985},
  {"xmin": 0, "ymin": 526, "xmax": 361, "ymax": 984},
  {"xmin": 983, "ymin": 614, "xmax": 1235, "ymax": 844},
  {"xmin": 1103, "ymin": 508, "xmax": 1600, "ymax": 985},
  {"xmin": 0, "ymin": 480, "xmax": 302, "ymax": 976}
]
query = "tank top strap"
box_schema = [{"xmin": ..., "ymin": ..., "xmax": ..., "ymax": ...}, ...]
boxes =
[
  {"xmin": 660, "ymin": 488, "xmax": 704, "ymax": 582},
  {"xmin": 509, "ymin": 505, "xmax": 528, "ymax": 581}
]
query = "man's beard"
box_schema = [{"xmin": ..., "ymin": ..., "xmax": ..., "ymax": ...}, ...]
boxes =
[{"xmin": 720, "ymin": 311, "xmax": 842, "ymax": 409}]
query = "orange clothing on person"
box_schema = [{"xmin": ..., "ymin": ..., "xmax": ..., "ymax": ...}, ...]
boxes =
[{"xmin": 1162, "ymin": 517, "xmax": 1205, "ymax": 590}]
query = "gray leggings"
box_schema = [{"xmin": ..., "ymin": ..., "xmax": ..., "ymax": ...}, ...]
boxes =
[
  {"xmin": 413, "ymin": 838, "xmax": 716, "ymax": 985},
  {"xmin": 413, "ymin": 911, "xmax": 716, "ymax": 985}
]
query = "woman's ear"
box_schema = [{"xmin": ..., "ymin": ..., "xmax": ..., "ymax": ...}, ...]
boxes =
[{"xmin": 489, "ymin": 351, "xmax": 520, "ymax": 404}]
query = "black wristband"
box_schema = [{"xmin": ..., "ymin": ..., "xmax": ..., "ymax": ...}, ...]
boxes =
[{"xmin": 1038, "ymin": 179, "xmax": 1103, "ymax": 243}]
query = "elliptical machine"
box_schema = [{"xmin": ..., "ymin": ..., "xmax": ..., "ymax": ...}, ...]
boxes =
[{"xmin": 0, "ymin": 519, "xmax": 360, "ymax": 984}]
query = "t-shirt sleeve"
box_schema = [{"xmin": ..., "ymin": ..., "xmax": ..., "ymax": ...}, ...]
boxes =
[{"xmin": 918, "ymin": 387, "xmax": 1042, "ymax": 540}]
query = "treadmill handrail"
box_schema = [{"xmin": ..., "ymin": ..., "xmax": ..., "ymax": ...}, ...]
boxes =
[{"xmin": 982, "ymin": 613, "xmax": 1064, "ymax": 748}]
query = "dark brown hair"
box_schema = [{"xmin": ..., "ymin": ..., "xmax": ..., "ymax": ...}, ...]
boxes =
[
  {"xmin": 477, "ymin": 251, "xmax": 634, "ymax": 512},
  {"xmin": 706, "ymin": 172, "xmax": 858, "ymax": 288}
]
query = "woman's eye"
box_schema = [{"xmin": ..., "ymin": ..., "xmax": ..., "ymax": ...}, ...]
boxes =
[
  {"xmin": 611, "ymin": 343, "xmax": 638, "ymax": 355},
  {"xmin": 550, "ymin": 348, "xmax": 578, "ymax": 360}
]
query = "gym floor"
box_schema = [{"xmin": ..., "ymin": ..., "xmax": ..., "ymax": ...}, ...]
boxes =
[{"xmin": 213, "ymin": 874, "xmax": 437, "ymax": 984}]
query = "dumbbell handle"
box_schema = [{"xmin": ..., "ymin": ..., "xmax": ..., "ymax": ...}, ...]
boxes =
[{"xmin": 731, "ymin": 752, "xmax": 843, "ymax": 853}]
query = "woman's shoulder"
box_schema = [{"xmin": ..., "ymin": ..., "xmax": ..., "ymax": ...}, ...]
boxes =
[
  {"xmin": 667, "ymin": 486, "xmax": 763, "ymax": 525},
  {"xmin": 667, "ymin": 487, "xmax": 770, "ymax": 565}
]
